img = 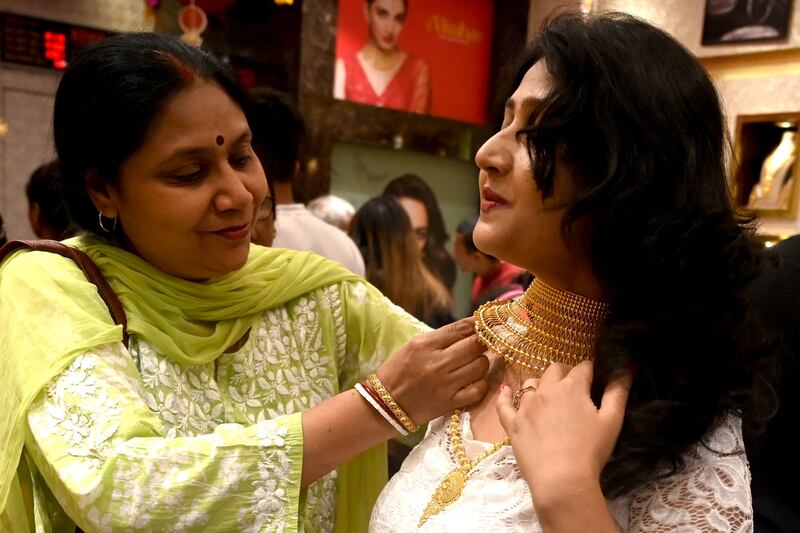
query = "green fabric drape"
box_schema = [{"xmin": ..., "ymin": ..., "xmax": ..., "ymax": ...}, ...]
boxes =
[
  {"xmin": 75, "ymin": 235, "xmax": 358, "ymax": 364},
  {"xmin": 0, "ymin": 236, "xmax": 387, "ymax": 531}
]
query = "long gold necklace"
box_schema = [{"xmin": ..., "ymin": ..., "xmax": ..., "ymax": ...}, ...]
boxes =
[
  {"xmin": 418, "ymin": 409, "xmax": 510, "ymax": 527},
  {"xmin": 474, "ymin": 279, "xmax": 610, "ymax": 375}
]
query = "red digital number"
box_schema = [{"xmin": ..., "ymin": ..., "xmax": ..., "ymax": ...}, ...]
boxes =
[{"xmin": 44, "ymin": 30, "xmax": 67, "ymax": 70}]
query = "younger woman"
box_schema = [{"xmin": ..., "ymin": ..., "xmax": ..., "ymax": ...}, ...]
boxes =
[{"xmin": 371, "ymin": 12, "xmax": 773, "ymax": 531}]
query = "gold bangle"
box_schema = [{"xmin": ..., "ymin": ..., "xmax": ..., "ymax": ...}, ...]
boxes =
[{"xmin": 366, "ymin": 374, "xmax": 419, "ymax": 433}]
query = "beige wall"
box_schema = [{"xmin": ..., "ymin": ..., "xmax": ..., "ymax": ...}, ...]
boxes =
[
  {"xmin": 600, "ymin": 0, "xmax": 800, "ymax": 57},
  {"xmin": 528, "ymin": 0, "xmax": 580, "ymax": 39},
  {"xmin": 527, "ymin": 0, "xmax": 800, "ymax": 237},
  {"xmin": 0, "ymin": 0, "xmax": 152, "ymax": 33},
  {"xmin": 0, "ymin": 0, "xmax": 152, "ymax": 240},
  {"xmin": 529, "ymin": 0, "xmax": 800, "ymax": 57}
]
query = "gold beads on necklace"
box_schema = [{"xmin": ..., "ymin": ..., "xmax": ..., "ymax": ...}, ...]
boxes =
[
  {"xmin": 418, "ymin": 410, "xmax": 509, "ymax": 526},
  {"xmin": 474, "ymin": 279, "xmax": 610, "ymax": 376}
]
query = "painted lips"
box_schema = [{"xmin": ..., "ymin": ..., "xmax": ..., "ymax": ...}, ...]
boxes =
[
  {"xmin": 212, "ymin": 223, "xmax": 250, "ymax": 240},
  {"xmin": 481, "ymin": 186, "xmax": 507, "ymax": 212}
]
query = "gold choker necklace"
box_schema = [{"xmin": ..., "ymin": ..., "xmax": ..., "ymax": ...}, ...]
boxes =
[
  {"xmin": 474, "ymin": 279, "xmax": 610, "ymax": 376},
  {"xmin": 418, "ymin": 282, "xmax": 607, "ymax": 526}
]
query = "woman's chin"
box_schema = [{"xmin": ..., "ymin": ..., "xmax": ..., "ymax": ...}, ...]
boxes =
[
  {"xmin": 226, "ymin": 247, "xmax": 251, "ymax": 271},
  {"xmin": 472, "ymin": 223, "xmax": 502, "ymax": 258},
  {"xmin": 201, "ymin": 247, "xmax": 251, "ymax": 280}
]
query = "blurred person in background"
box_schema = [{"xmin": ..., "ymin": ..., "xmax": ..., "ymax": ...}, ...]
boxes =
[
  {"xmin": 350, "ymin": 196, "xmax": 453, "ymax": 329},
  {"xmin": 350, "ymin": 195, "xmax": 457, "ymax": 478},
  {"xmin": 747, "ymin": 235, "xmax": 800, "ymax": 533},
  {"xmin": 26, "ymin": 161, "xmax": 73, "ymax": 240},
  {"xmin": 0, "ymin": 211, "xmax": 6, "ymax": 246},
  {"xmin": 384, "ymin": 174, "xmax": 457, "ymax": 291},
  {"xmin": 249, "ymin": 88, "xmax": 365, "ymax": 276},
  {"xmin": 308, "ymin": 194, "xmax": 356, "ymax": 232},
  {"xmin": 250, "ymin": 171, "xmax": 277, "ymax": 247},
  {"xmin": 454, "ymin": 215, "xmax": 527, "ymax": 312}
]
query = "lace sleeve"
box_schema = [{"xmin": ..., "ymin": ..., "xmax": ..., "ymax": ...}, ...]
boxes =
[{"xmin": 625, "ymin": 416, "xmax": 753, "ymax": 532}]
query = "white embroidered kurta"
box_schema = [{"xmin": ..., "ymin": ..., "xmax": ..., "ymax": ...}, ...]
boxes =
[
  {"xmin": 21, "ymin": 281, "xmax": 425, "ymax": 532},
  {"xmin": 370, "ymin": 411, "xmax": 752, "ymax": 532}
]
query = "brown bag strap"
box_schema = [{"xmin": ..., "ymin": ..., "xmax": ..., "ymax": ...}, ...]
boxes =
[{"xmin": 0, "ymin": 239, "xmax": 129, "ymax": 348}]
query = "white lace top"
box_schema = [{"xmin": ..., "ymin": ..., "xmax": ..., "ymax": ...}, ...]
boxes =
[{"xmin": 370, "ymin": 411, "xmax": 753, "ymax": 532}]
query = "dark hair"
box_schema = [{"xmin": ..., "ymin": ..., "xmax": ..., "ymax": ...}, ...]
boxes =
[
  {"xmin": 0, "ymin": 211, "xmax": 6, "ymax": 247},
  {"xmin": 366, "ymin": 0, "xmax": 407, "ymax": 7},
  {"xmin": 53, "ymin": 32, "xmax": 250, "ymax": 234},
  {"xmin": 455, "ymin": 215, "xmax": 480, "ymax": 254},
  {"xmin": 349, "ymin": 196, "xmax": 451, "ymax": 325},
  {"xmin": 514, "ymin": 13, "xmax": 776, "ymax": 497},
  {"xmin": 383, "ymin": 174, "xmax": 457, "ymax": 289},
  {"xmin": 266, "ymin": 174, "xmax": 276, "ymax": 218},
  {"xmin": 248, "ymin": 88, "xmax": 306, "ymax": 185},
  {"xmin": 26, "ymin": 160, "xmax": 72, "ymax": 239}
]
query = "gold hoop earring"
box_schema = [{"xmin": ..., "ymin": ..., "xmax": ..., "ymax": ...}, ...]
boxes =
[{"xmin": 98, "ymin": 211, "xmax": 117, "ymax": 233}]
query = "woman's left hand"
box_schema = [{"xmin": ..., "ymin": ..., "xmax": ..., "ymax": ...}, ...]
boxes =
[{"xmin": 496, "ymin": 361, "xmax": 631, "ymax": 508}]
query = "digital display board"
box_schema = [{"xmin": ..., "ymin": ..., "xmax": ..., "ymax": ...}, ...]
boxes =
[{"xmin": 1, "ymin": 12, "xmax": 107, "ymax": 71}]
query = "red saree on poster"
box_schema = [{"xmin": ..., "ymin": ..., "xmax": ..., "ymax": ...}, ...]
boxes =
[{"xmin": 341, "ymin": 54, "xmax": 431, "ymax": 113}]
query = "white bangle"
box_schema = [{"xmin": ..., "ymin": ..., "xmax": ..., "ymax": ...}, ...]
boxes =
[{"xmin": 355, "ymin": 382, "xmax": 409, "ymax": 436}]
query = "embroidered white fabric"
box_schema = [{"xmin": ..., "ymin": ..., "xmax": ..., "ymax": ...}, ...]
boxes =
[{"xmin": 370, "ymin": 412, "xmax": 753, "ymax": 532}]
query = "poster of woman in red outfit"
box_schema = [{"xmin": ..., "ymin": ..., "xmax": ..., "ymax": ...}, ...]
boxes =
[{"xmin": 333, "ymin": 0, "xmax": 494, "ymax": 124}]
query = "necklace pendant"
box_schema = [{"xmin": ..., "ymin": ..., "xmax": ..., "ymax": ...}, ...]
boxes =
[{"xmin": 418, "ymin": 468, "xmax": 467, "ymax": 527}]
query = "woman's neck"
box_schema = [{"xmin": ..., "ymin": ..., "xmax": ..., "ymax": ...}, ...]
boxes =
[{"xmin": 362, "ymin": 41, "xmax": 402, "ymax": 70}]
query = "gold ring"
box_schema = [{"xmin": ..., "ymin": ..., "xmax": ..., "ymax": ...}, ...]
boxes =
[{"xmin": 512, "ymin": 385, "xmax": 537, "ymax": 410}]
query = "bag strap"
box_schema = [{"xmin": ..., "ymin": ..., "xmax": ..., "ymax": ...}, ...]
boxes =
[{"xmin": 0, "ymin": 239, "xmax": 129, "ymax": 348}]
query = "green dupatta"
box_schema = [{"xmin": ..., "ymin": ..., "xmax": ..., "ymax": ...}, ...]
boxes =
[{"xmin": 0, "ymin": 235, "xmax": 386, "ymax": 531}]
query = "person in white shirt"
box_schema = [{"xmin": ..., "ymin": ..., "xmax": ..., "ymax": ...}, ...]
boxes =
[
  {"xmin": 248, "ymin": 89, "xmax": 365, "ymax": 276},
  {"xmin": 307, "ymin": 194, "xmax": 356, "ymax": 232}
]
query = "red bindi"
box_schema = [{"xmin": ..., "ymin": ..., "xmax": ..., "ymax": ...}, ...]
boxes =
[{"xmin": 216, "ymin": 135, "xmax": 224, "ymax": 146}]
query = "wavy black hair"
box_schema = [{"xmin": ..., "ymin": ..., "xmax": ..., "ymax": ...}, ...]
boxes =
[
  {"xmin": 366, "ymin": 0, "xmax": 407, "ymax": 7},
  {"xmin": 514, "ymin": 12, "xmax": 776, "ymax": 497},
  {"xmin": 53, "ymin": 32, "xmax": 249, "ymax": 235}
]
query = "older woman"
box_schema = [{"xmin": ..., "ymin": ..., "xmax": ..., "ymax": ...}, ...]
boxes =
[
  {"xmin": 0, "ymin": 33, "xmax": 489, "ymax": 532},
  {"xmin": 370, "ymin": 12, "xmax": 774, "ymax": 532}
]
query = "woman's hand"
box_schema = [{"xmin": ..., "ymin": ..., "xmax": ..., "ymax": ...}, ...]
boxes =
[
  {"xmin": 301, "ymin": 317, "xmax": 489, "ymax": 487},
  {"xmin": 496, "ymin": 361, "xmax": 631, "ymax": 512},
  {"xmin": 376, "ymin": 317, "xmax": 490, "ymax": 425}
]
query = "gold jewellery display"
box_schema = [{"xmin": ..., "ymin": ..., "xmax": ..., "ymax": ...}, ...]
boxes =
[{"xmin": 418, "ymin": 279, "xmax": 610, "ymax": 527}]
